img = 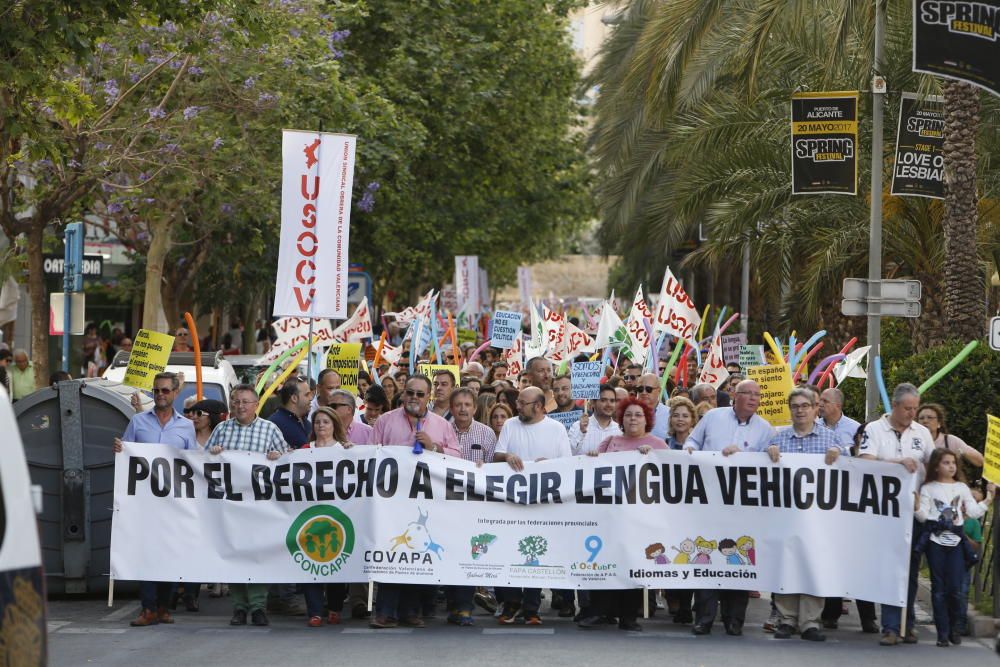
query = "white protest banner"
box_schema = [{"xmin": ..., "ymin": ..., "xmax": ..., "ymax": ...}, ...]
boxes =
[
  {"xmin": 652, "ymin": 267, "xmax": 701, "ymax": 343},
  {"xmin": 479, "ymin": 268, "xmax": 490, "ymax": 314},
  {"xmin": 738, "ymin": 344, "xmax": 766, "ymax": 369},
  {"xmin": 543, "ymin": 306, "xmax": 567, "ymax": 361},
  {"xmin": 332, "ymin": 297, "xmax": 373, "ymax": 343},
  {"xmin": 698, "ymin": 335, "xmax": 729, "ymax": 389},
  {"xmin": 440, "ymin": 284, "xmax": 459, "ymax": 315},
  {"xmin": 491, "ymin": 311, "xmax": 523, "ymax": 349},
  {"xmin": 517, "ymin": 266, "xmax": 533, "ymax": 306},
  {"xmin": 595, "ymin": 301, "xmax": 631, "ymax": 357},
  {"xmin": 548, "ymin": 409, "xmax": 583, "ymax": 430},
  {"xmin": 260, "ymin": 317, "xmax": 337, "ymax": 363},
  {"xmin": 112, "ymin": 444, "xmax": 914, "ymax": 605},
  {"xmin": 275, "ymin": 130, "xmax": 356, "ymax": 319},
  {"xmin": 455, "ymin": 256, "xmax": 480, "ymax": 317},
  {"xmin": 525, "ymin": 298, "xmax": 547, "ymax": 361},
  {"xmin": 722, "ymin": 333, "xmax": 747, "ymax": 365},
  {"xmin": 503, "ymin": 333, "xmax": 525, "ymax": 376},
  {"xmin": 386, "ymin": 290, "xmax": 435, "ymax": 327},
  {"xmin": 624, "ymin": 287, "xmax": 652, "ymax": 366},
  {"xmin": 572, "ymin": 361, "xmax": 602, "ymax": 399},
  {"xmin": 565, "ymin": 321, "xmax": 595, "ymax": 356}
]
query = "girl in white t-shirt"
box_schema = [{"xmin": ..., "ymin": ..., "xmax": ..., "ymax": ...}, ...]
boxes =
[{"xmin": 915, "ymin": 449, "xmax": 994, "ymax": 647}]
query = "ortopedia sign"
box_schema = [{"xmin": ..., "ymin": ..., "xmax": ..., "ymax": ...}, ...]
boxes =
[{"xmin": 111, "ymin": 443, "xmax": 916, "ymax": 605}]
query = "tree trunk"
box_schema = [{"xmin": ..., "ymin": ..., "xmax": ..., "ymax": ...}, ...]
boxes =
[
  {"xmin": 26, "ymin": 223, "xmax": 49, "ymax": 386},
  {"xmin": 142, "ymin": 217, "xmax": 172, "ymax": 331},
  {"xmin": 941, "ymin": 80, "xmax": 985, "ymax": 340}
]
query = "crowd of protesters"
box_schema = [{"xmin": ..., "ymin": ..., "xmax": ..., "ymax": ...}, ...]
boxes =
[{"xmin": 106, "ymin": 316, "xmax": 992, "ymax": 647}]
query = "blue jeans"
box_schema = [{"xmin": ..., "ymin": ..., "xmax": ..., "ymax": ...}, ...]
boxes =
[
  {"xmin": 445, "ymin": 586, "xmax": 475, "ymax": 614},
  {"xmin": 375, "ymin": 583, "xmax": 420, "ymax": 620},
  {"xmin": 497, "ymin": 587, "xmax": 541, "ymax": 615},
  {"xmin": 957, "ymin": 569, "xmax": 971, "ymax": 632},
  {"xmin": 303, "ymin": 583, "xmax": 347, "ymax": 618},
  {"xmin": 925, "ymin": 541, "xmax": 965, "ymax": 641},
  {"xmin": 140, "ymin": 581, "xmax": 174, "ymax": 611},
  {"xmin": 881, "ymin": 521, "xmax": 921, "ymax": 635}
]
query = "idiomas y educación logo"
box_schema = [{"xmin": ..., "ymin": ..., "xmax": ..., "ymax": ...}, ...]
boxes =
[{"xmin": 286, "ymin": 505, "xmax": 356, "ymax": 575}]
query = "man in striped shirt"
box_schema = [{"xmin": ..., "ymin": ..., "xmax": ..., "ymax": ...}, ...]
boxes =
[
  {"xmin": 765, "ymin": 387, "xmax": 845, "ymax": 643},
  {"xmin": 206, "ymin": 384, "xmax": 286, "ymax": 627}
]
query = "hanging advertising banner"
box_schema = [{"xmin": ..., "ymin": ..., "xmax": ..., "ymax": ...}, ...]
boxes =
[
  {"xmin": 111, "ymin": 444, "xmax": 915, "ymax": 606},
  {"xmin": 791, "ymin": 91, "xmax": 859, "ymax": 195},
  {"xmin": 517, "ymin": 266, "xmax": 533, "ymax": 307},
  {"xmin": 891, "ymin": 93, "xmax": 945, "ymax": 199},
  {"xmin": 275, "ymin": 130, "xmax": 357, "ymax": 319},
  {"xmin": 454, "ymin": 256, "xmax": 480, "ymax": 318},
  {"xmin": 913, "ymin": 0, "xmax": 1000, "ymax": 97}
]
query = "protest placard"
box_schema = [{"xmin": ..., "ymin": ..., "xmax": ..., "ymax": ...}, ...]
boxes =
[
  {"xmin": 122, "ymin": 329, "xmax": 175, "ymax": 390},
  {"xmin": 548, "ymin": 409, "xmax": 584, "ymax": 430},
  {"xmin": 745, "ymin": 364, "xmax": 793, "ymax": 427},
  {"xmin": 571, "ymin": 361, "xmax": 602, "ymax": 399},
  {"xmin": 722, "ymin": 333, "xmax": 747, "ymax": 365},
  {"xmin": 418, "ymin": 364, "xmax": 461, "ymax": 385},
  {"xmin": 325, "ymin": 343, "xmax": 362, "ymax": 395},
  {"xmin": 458, "ymin": 328, "xmax": 478, "ymax": 345},
  {"xmin": 491, "ymin": 310, "xmax": 523, "ymax": 349},
  {"xmin": 984, "ymin": 414, "xmax": 1000, "ymax": 486},
  {"xmin": 738, "ymin": 344, "xmax": 766, "ymax": 369}
]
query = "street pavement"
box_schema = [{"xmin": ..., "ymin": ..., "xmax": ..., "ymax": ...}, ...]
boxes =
[{"xmin": 47, "ymin": 591, "xmax": 996, "ymax": 666}]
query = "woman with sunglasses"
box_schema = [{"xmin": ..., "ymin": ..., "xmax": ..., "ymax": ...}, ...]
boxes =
[{"xmin": 301, "ymin": 406, "xmax": 353, "ymax": 627}]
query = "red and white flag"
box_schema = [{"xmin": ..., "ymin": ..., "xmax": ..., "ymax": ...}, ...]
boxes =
[
  {"xmin": 652, "ymin": 268, "xmax": 701, "ymax": 343},
  {"xmin": 332, "ymin": 297, "xmax": 373, "ymax": 343}
]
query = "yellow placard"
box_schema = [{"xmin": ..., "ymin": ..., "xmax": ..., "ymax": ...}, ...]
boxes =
[
  {"xmin": 325, "ymin": 343, "xmax": 362, "ymax": 396},
  {"xmin": 745, "ymin": 364, "xmax": 793, "ymax": 428},
  {"xmin": 418, "ymin": 364, "xmax": 461, "ymax": 386},
  {"xmin": 983, "ymin": 414, "xmax": 1000, "ymax": 486},
  {"xmin": 123, "ymin": 329, "xmax": 175, "ymax": 390}
]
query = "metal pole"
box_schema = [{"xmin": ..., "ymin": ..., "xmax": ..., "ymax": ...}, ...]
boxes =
[
  {"xmin": 62, "ymin": 226, "xmax": 75, "ymax": 374},
  {"xmin": 740, "ymin": 242, "xmax": 750, "ymax": 334},
  {"xmin": 865, "ymin": 0, "xmax": 886, "ymax": 421},
  {"xmin": 306, "ymin": 317, "xmax": 314, "ymax": 382}
]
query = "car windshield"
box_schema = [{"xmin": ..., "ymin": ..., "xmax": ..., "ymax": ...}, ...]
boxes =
[{"xmin": 173, "ymin": 383, "xmax": 225, "ymax": 412}]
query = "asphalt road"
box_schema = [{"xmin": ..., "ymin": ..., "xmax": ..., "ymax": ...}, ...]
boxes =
[{"xmin": 47, "ymin": 591, "xmax": 996, "ymax": 667}]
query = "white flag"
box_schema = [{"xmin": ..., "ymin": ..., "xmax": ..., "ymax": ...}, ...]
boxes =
[
  {"xmin": 595, "ymin": 301, "xmax": 632, "ymax": 359},
  {"xmin": 387, "ymin": 290, "xmax": 434, "ymax": 327},
  {"xmin": 275, "ymin": 130, "xmax": 356, "ymax": 318},
  {"xmin": 504, "ymin": 334, "xmax": 525, "ymax": 377},
  {"xmin": 565, "ymin": 321, "xmax": 595, "ymax": 356},
  {"xmin": 455, "ymin": 256, "xmax": 480, "ymax": 317},
  {"xmin": 624, "ymin": 286, "xmax": 652, "ymax": 366},
  {"xmin": 698, "ymin": 335, "xmax": 730, "ymax": 389},
  {"xmin": 834, "ymin": 346, "xmax": 871, "ymax": 384},
  {"xmin": 652, "ymin": 267, "xmax": 701, "ymax": 343},
  {"xmin": 517, "ymin": 266, "xmax": 533, "ymax": 306},
  {"xmin": 332, "ymin": 297, "xmax": 373, "ymax": 343},
  {"xmin": 525, "ymin": 298, "xmax": 547, "ymax": 360}
]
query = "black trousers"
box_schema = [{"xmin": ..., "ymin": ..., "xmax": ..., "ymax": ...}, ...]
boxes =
[
  {"xmin": 822, "ymin": 597, "xmax": 877, "ymax": 625},
  {"xmin": 694, "ymin": 589, "xmax": 749, "ymax": 629},
  {"xmin": 592, "ymin": 589, "xmax": 642, "ymax": 622}
]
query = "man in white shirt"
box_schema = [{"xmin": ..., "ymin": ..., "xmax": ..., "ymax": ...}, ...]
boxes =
[
  {"xmin": 858, "ymin": 382, "xmax": 932, "ymax": 647},
  {"xmin": 568, "ymin": 384, "xmax": 621, "ymax": 455},
  {"xmin": 493, "ymin": 387, "xmax": 571, "ymax": 625}
]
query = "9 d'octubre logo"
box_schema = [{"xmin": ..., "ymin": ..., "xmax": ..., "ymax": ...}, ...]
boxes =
[{"xmin": 285, "ymin": 506, "xmax": 355, "ymax": 575}]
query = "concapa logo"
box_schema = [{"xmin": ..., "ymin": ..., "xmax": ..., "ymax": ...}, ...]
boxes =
[{"xmin": 285, "ymin": 505, "xmax": 355, "ymax": 575}]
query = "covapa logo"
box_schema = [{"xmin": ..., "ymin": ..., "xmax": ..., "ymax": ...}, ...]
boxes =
[{"xmin": 286, "ymin": 505, "xmax": 355, "ymax": 575}]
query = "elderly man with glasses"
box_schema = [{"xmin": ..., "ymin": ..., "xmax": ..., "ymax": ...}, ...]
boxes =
[
  {"xmin": 634, "ymin": 373, "xmax": 670, "ymax": 440},
  {"xmin": 172, "ymin": 327, "xmax": 194, "ymax": 352},
  {"xmin": 113, "ymin": 372, "xmax": 196, "ymax": 627}
]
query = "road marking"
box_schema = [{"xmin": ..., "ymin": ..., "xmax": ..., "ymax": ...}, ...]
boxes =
[
  {"xmin": 341, "ymin": 628, "xmax": 413, "ymax": 635},
  {"xmin": 58, "ymin": 628, "xmax": 128, "ymax": 634},
  {"xmin": 101, "ymin": 602, "xmax": 140, "ymax": 622},
  {"xmin": 196, "ymin": 628, "xmax": 273, "ymax": 634},
  {"xmin": 47, "ymin": 621, "xmax": 72, "ymax": 632},
  {"xmin": 482, "ymin": 628, "xmax": 555, "ymax": 635}
]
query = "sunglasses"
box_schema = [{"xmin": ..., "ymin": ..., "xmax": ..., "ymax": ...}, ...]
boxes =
[
  {"xmin": 404, "ymin": 389, "xmax": 427, "ymax": 398},
  {"xmin": 636, "ymin": 386, "xmax": 658, "ymax": 393},
  {"xmin": 623, "ymin": 375, "xmax": 639, "ymax": 381},
  {"xmin": 330, "ymin": 402, "xmax": 354, "ymax": 409},
  {"xmin": 190, "ymin": 410, "xmax": 212, "ymax": 418},
  {"xmin": 152, "ymin": 387, "xmax": 173, "ymax": 395}
]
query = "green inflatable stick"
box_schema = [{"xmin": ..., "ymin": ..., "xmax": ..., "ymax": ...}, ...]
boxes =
[
  {"xmin": 917, "ymin": 340, "xmax": 979, "ymax": 394},
  {"xmin": 255, "ymin": 338, "xmax": 311, "ymax": 394}
]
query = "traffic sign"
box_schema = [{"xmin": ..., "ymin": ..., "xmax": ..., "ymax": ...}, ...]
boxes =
[
  {"xmin": 990, "ymin": 316, "xmax": 1000, "ymax": 352},
  {"xmin": 841, "ymin": 278, "xmax": 922, "ymax": 318},
  {"xmin": 842, "ymin": 278, "xmax": 921, "ymax": 301},
  {"xmin": 841, "ymin": 299, "xmax": 921, "ymax": 318}
]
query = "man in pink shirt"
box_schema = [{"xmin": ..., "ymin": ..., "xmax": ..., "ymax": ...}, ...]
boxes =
[
  {"xmin": 328, "ymin": 389, "xmax": 373, "ymax": 445},
  {"xmin": 371, "ymin": 376, "xmax": 459, "ymax": 455},
  {"xmin": 369, "ymin": 375, "xmax": 459, "ymax": 629}
]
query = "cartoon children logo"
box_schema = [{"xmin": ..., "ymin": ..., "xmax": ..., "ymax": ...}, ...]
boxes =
[
  {"xmin": 517, "ymin": 535, "xmax": 548, "ymax": 566},
  {"xmin": 470, "ymin": 533, "xmax": 497, "ymax": 560},
  {"xmin": 672, "ymin": 538, "xmax": 695, "ymax": 564},
  {"xmin": 645, "ymin": 543, "xmax": 670, "ymax": 565},
  {"xmin": 691, "ymin": 537, "xmax": 716, "ymax": 564},
  {"xmin": 388, "ymin": 507, "xmax": 444, "ymax": 559},
  {"xmin": 736, "ymin": 535, "xmax": 755, "ymax": 565}
]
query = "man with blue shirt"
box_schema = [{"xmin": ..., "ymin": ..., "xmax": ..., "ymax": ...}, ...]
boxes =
[
  {"xmin": 113, "ymin": 372, "xmax": 196, "ymax": 627},
  {"xmin": 685, "ymin": 379, "xmax": 775, "ymax": 637},
  {"xmin": 817, "ymin": 388, "xmax": 861, "ymax": 449},
  {"xmin": 268, "ymin": 376, "xmax": 312, "ymax": 448},
  {"xmin": 765, "ymin": 387, "xmax": 844, "ymax": 642},
  {"xmin": 636, "ymin": 373, "xmax": 670, "ymax": 440}
]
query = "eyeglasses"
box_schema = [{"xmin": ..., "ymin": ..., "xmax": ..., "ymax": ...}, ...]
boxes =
[
  {"xmin": 330, "ymin": 402, "xmax": 354, "ymax": 409},
  {"xmin": 636, "ymin": 386, "xmax": 658, "ymax": 393},
  {"xmin": 515, "ymin": 400, "xmax": 541, "ymax": 408},
  {"xmin": 623, "ymin": 375, "xmax": 639, "ymax": 381},
  {"xmin": 404, "ymin": 389, "xmax": 427, "ymax": 398},
  {"xmin": 231, "ymin": 399, "xmax": 257, "ymax": 406},
  {"xmin": 191, "ymin": 410, "xmax": 210, "ymax": 418},
  {"xmin": 736, "ymin": 391, "xmax": 761, "ymax": 398},
  {"xmin": 153, "ymin": 387, "xmax": 173, "ymax": 395},
  {"xmin": 790, "ymin": 403, "xmax": 814, "ymax": 411}
]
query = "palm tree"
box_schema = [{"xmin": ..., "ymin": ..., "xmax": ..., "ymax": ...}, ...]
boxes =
[{"xmin": 587, "ymin": 0, "xmax": 998, "ymax": 345}]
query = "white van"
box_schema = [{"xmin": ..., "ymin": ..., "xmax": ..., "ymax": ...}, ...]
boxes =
[
  {"xmin": 0, "ymin": 385, "xmax": 46, "ymax": 664},
  {"xmin": 103, "ymin": 351, "xmax": 238, "ymax": 411}
]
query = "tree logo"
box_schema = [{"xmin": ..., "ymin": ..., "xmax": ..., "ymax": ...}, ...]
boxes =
[
  {"xmin": 286, "ymin": 506, "xmax": 355, "ymax": 575},
  {"xmin": 517, "ymin": 535, "xmax": 548, "ymax": 566}
]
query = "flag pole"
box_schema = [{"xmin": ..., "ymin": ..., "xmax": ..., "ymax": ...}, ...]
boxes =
[{"xmin": 306, "ymin": 120, "xmax": 325, "ymax": 384}]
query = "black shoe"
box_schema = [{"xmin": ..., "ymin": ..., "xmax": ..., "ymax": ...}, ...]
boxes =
[
  {"xmin": 559, "ymin": 603, "xmax": 576, "ymax": 618},
  {"xmin": 251, "ymin": 610, "xmax": 269, "ymax": 626},
  {"xmin": 550, "ymin": 593, "xmax": 564, "ymax": 610},
  {"xmin": 692, "ymin": 624, "xmax": 711, "ymax": 635},
  {"xmin": 724, "ymin": 621, "xmax": 743, "ymax": 636},
  {"xmin": 861, "ymin": 621, "xmax": 880, "ymax": 634},
  {"xmin": 619, "ymin": 619, "xmax": 642, "ymax": 632},
  {"xmin": 230, "ymin": 610, "xmax": 247, "ymax": 626},
  {"xmin": 822, "ymin": 619, "xmax": 838, "ymax": 629},
  {"xmin": 774, "ymin": 624, "xmax": 795, "ymax": 639},
  {"xmin": 936, "ymin": 640, "xmax": 950, "ymax": 647},
  {"xmin": 577, "ymin": 615, "xmax": 605, "ymax": 629},
  {"xmin": 352, "ymin": 603, "xmax": 370, "ymax": 619},
  {"xmin": 673, "ymin": 613, "xmax": 693, "ymax": 625},
  {"xmin": 949, "ymin": 631, "xmax": 962, "ymax": 645},
  {"xmin": 801, "ymin": 628, "xmax": 826, "ymax": 642}
]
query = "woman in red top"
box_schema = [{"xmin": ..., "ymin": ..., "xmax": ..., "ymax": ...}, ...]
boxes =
[{"xmin": 595, "ymin": 396, "xmax": 668, "ymax": 454}]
